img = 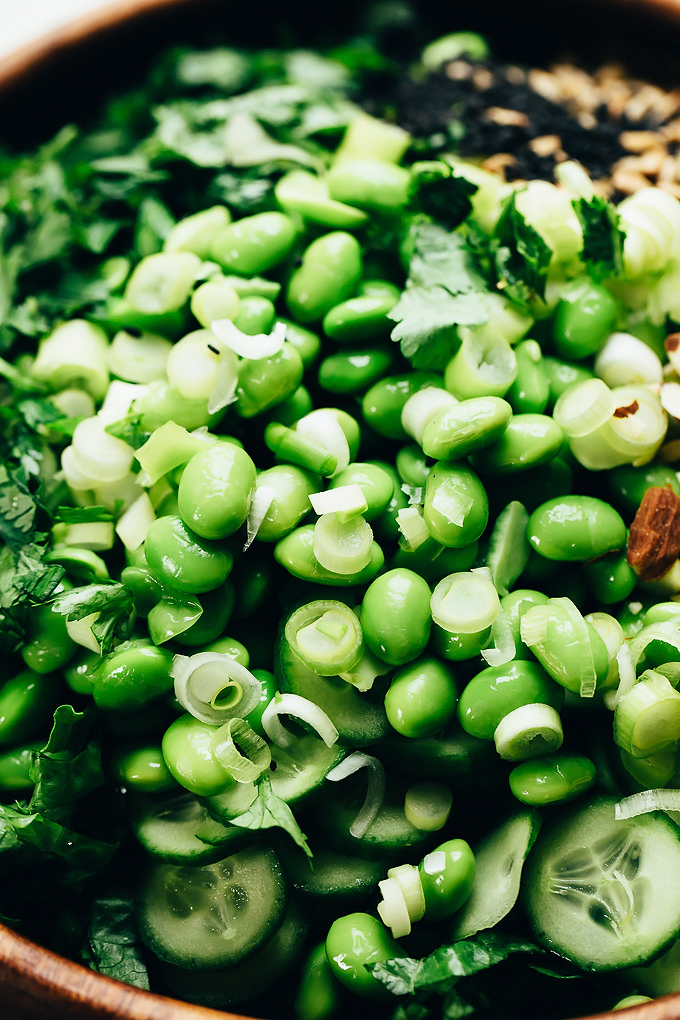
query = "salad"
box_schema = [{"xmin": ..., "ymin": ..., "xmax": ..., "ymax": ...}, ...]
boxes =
[{"xmin": 3, "ymin": 12, "xmax": 680, "ymax": 1020}]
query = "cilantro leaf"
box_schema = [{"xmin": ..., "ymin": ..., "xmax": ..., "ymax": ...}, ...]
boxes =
[
  {"xmin": 88, "ymin": 891, "xmax": 150, "ymax": 990},
  {"xmin": 104, "ymin": 414, "xmax": 150, "ymax": 450},
  {"xmin": 56, "ymin": 506, "xmax": 115, "ymax": 525},
  {"xmin": 53, "ymin": 583, "xmax": 136, "ymax": 655},
  {"xmin": 409, "ymin": 163, "xmax": 478, "ymax": 231},
  {"xmin": 494, "ymin": 194, "xmax": 552, "ymax": 303},
  {"xmin": 389, "ymin": 286, "xmax": 488, "ymax": 363},
  {"xmin": 29, "ymin": 706, "xmax": 104, "ymax": 821},
  {"xmin": 573, "ymin": 195, "xmax": 625, "ymax": 280},
  {"xmin": 230, "ymin": 776, "xmax": 312, "ymax": 858}
]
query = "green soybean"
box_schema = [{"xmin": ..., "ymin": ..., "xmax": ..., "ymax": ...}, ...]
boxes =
[
  {"xmin": 326, "ymin": 159, "xmax": 410, "ymax": 211},
  {"xmin": 361, "ymin": 568, "xmax": 432, "ymax": 666},
  {"xmin": 236, "ymin": 343, "xmax": 304, "ymax": 418},
  {"xmin": 506, "ymin": 340, "xmax": 550, "ymax": 414},
  {"xmin": 145, "ymin": 515, "xmax": 232, "ymax": 594},
  {"xmin": 232, "ymin": 295, "xmax": 276, "ymax": 336},
  {"xmin": 120, "ymin": 565, "xmax": 163, "ymax": 617},
  {"xmin": 396, "ymin": 444, "xmax": 430, "ymax": 488},
  {"xmin": 423, "ymin": 462, "xmax": 488, "ymax": 548},
  {"xmin": 457, "ymin": 661, "xmax": 564, "ymax": 741},
  {"xmin": 162, "ymin": 713, "xmax": 233, "ymax": 797},
  {"xmin": 0, "ymin": 742, "xmax": 40, "ymax": 791},
  {"xmin": 318, "ymin": 350, "xmax": 393, "ymax": 395},
  {"xmin": 114, "ymin": 744, "xmax": 176, "ymax": 792},
  {"xmin": 331, "ymin": 463, "xmax": 394, "ymax": 521},
  {"xmin": 174, "ymin": 583, "xmax": 235, "ymax": 647},
  {"xmin": 254, "ymin": 465, "xmax": 318, "ymax": 541},
  {"xmin": 178, "ymin": 443, "xmax": 257, "ymax": 541},
  {"xmin": 363, "ymin": 372, "xmax": 440, "ymax": 440},
  {"xmin": 92, "ymin": 643, "xmax": 175, "ymax": 710},
  {"xmin": 419, "ymin": 838, "xmax": 476, "ymax": 920},
  {"xmin": 527, "ymin": 496, "xmax": 627, "ymax": 561},
  {"xmin": 21, "ymin": 603, "xmax": 76, "ymax": 674},
  {"xmin": 501, "ymin": 589, "xmax": 550, "ymax": 660},
  {"xmin": 392, "ymin": 539, "xmax": 478, "ymax": 584},
  {"xmin": 585, "ymin": 552, "xmax": 637, "ymax": 605},
  {"xmin": 553, "ymin": 278, "xmax": 617, "ymax": 360},
  {"xmin": 421, "ymin": 396, "xmax": 512, "ymax": 461},
  {"xmin": 275, "ymin": 525, "xmax": 384, "ymax": 587},
  {"xmin": 508, "ymin": 754, "xmax": 596, "ymax": 805},
  {"xmin": 287, "ymin": 232, "xmax": 362, "ymax": 323},
  {"xmin": 470, "ymin": 414, "xmax": 564, "ymax": 475},
  {"xmin": 0, "ymin": 671, "xmax": 54, "ymax": 745},
  {"xmin": 278, "ymin": 320, "xmax": 322, "ymax": 367},
  {"xmin": 430, "ymin": 624, "xmax": 492, "ymax": 662},
  {"xmin": 133, "ymin": 380, "xmax": 215, "ymax": 432},
  {"xmin": 325, "ymin": 912, "xmax": 405, "ymax": 998},
  {"xmin": 542, "ymin": 356, "xmax": 594, "ymax": 407},
  {"xmin": 608, "ymin": 463, "xmax": 680, "ymax": 518},
  {"xmin": 210, "ymin": 211, "xmax": 297, "ymax": 274},
  {"xmin": 276, "ymin": 385, "xmax": 314, "ymax": 426},
  {"xmin": 322, "ymin": 282, "xmax": 400, "ymax": 342},
  {"xmin": 384, "ymin": 658, "xmax": 457, "ymax": 737}
]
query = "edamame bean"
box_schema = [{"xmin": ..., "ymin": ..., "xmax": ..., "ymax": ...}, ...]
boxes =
[
  {"xmin": 520, "ymin": 600, "xmax": 610, "ymax": 693},
  {"xmin": 322, "ymin": 281, "xmax": 400, "ymax": 342},
  {"xmin": 470, "ymin": 414, "xmax": 564, "ymax": 475},
  {"xmin": 331, "ymin": 463, "xmax": 394, "ymax": 521},
  {"xmin": 254, "ymin": 465, "xmax": 318, "ymax": 542},
  {"xmin": 0, "ymin": 671, "xmax": 54, "ymax": 745},
  {"xmin": 133, "ymin": 380, "xmax": 216, "ymax": 432},
  {"xmin": 542, "ymin": 356, "xmax": 594, "ymax": 407},
  {"xmin": 162, "ymin": 713, "xmax": 233, "ymax": 796},
  {"xmin": 92, "ymin": 642, "xmax": 175, "ymax": 710},
  {"xmin": 392, "ymin": 539, "xmax": 478, "ymax": 584},
  {"xmin": 278, "ymin": 320, "xmax": 322, "ymax": 367},
  {"xmin": 553, "ymin": 278, "xmax": 617, "ymax": 360},
  {"xmin": 396, "ymin": 444, "xmax": 430, "ymax": 488},
  {"xmin": 423, "ymin": 462, "xmax": 488, "ymax": 548},
  {"xmin": 287, "ymin": 232, "xmax": 362, "ymax": 323},
  {"xmin": 608, "ymin": 463, "xmax": 680, "ymax": 518},
  {"xmin": 275, "ymin": 169, "xmax": 367, "ymax": 229},
  {"xmin": 421, "ymin": 396, "xmax": 512, "ymax": 461},
  {"xmin": 246, "ymin": 669, "xmax": 277, "ymax": 738},
  {"xmin": 145, "ymin": 515, "xmax": 233, "ymax": 593},
  {"xmin": 506, "ymin": 340, "xmax": 550, "ymax": 414},
  {"xmin": 295, "ymin": 943, "xmax": 339, "ymax": 1020},
  {"xmin": 361, "ymin": 568, "xmax": 432, "ymax": 666},
  {"xmin": 458, "ymin": 661, "xmax": 564, "ymax": 741},
  {"xmin": 21, "ymin": 603, "xmax": 76, "ymax": 674},
  {"xmin": 384, "ymin": 658, "xmax": 457, "ymax": 738},
  {"xmin": 430, "ymin": 624, "xmax": 492, "ymax": 662},
  {"xmin": 419, "ymin": 839, "xmax": 475, "ymax": 920},
  {"xmin": 114, "ymin": 744, "xmax": 176, "ymax": 792},
  {"xmin": 326, "ymin": 159, "xmax": 410, "ymax": 212},
  {"xmin": 0, "ymin": 742, "xmax": 40, "ymax": 791},
  {"xmin": 233, "ymin": 296, "xmax": 276, "ymax": 336},
  {"xmin": 65, "ymin": 650, "xmax": 99, "ymax": 694},
  {"xmin": 178, "ymin": 443, "xmax": 257, "ymax": 541},
  {"xmin": 275, "ymin": 525, "xmax": 384, "ymax": 586},
  {"xmin": 325, "ymin": 913, "xmax": 406, "ymax": 997},
  {"xmin": 585, "ymin": 552, "xmax": 637, "ymax": 605},
  {"xmin": 164, "ymin": 205, "xmax": 230, "ymax": 258},
  {"xmin": 508, "ymin": 754, "xmax": 596, "ymax": 805},
  {"xmin": 229, "ymin": 558, "xmax": 271, "ymax": 620},
  {"xmin": 190, "ymin": 278, "xmax": 240, "ymax": 328},
  {"xmin": 318, "ymin": 350, "xmax": 393, "ymax": 395},
  {"xmin": 236, "ymin": 343, "xmax": 304, "ymax": 418},
  {"xmin": 275, "ymin": 385, "xmax": 314, "ymax": 426},
  {"xmin": 125, "ymin": 252, "xmax": 201, "ymax": 315},
  {"xmin": 363, "ymin": 372, "xmax": 440, "ymax": 440},
  {"xmin": 501, "ymin": 589, "xmax": 550, "ymax": 660},
  {"xmin": 211, "ymin": 211, "xmax": 297, "ymax": 274},
  {"xmin": 120, "ymin": 565, "xmax": 163, "ymax": 617},
  {"xmin": 527, "ymin": 496, "xmax": 626, "ymax": 561},
  {"xmin": 174, "ymin": 583, "xmax": 235, "ymax": 647}
]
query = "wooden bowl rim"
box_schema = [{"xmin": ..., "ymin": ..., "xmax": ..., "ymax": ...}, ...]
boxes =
[{"xmin": 3, "ymin": 0, "xmax": 680, "ymax": 1016}]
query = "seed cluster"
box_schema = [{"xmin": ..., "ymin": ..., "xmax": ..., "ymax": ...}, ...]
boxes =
[{"xmin": 364, "ymin": 57, "xmax": 680, "ymax": 200}]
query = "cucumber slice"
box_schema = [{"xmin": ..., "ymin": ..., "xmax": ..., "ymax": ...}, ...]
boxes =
[
  {"xmin": 271, "ymin": 735, "xmax": 346, "ymax": 804},
  {"xmin": 285, "ymin": 848, "xmax": 382, "ymax": 901},
  {"xmin": 319, "ymin": 790, "xmax": 430, "ymax": 862},
  {"xmin": 131, "ymin": 791, "xmax": 247, "ymax": 864},
  {"xmin": 379, "ymin": 730, "xmax": 498, "ymax": 783},
  {"xmin": 451, "ymin": 808, "xmax": 540, "ymax": 940},
  {"xmin": 525, "ymin": 796, "xmax": 680, "ymax": 970},
  {"xmin": 138, "ymin": 845, "xmax": 286, "ymax": 968},
  {"xmin": 276, "ymin": 636, "xmax": 389, "ymax": 745},
  {"xmin": 207, "ymin": 781, "xmax": 259, "ymax": 822},
  {"xmin": 632, "ymin": 936, "xmax": 680, "ymax": 997}
]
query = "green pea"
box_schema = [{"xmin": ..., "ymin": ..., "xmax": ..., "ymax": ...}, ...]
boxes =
[
  {"xmin": 421, "ymin": 396, "xmax": 512, "ymax": 461},
  {"xmin": 145, "ymin": 515, "xmax": 232, "ymax": 594},
  {"xmin": 92, "ymin": 642, "xmax": 175, "ymax": 710},
  {"xmin": 392, "ymin": 540, "xmax": 478, "ymax": 584},
  {"xmin": 246, "ymin": 668, "xmax": 277, "ymax": 739},
  {"xmin": 275, "ymin": 525, "xmax": 384, "ymax": 587},
  {"xmin": 133, "ymin": 380, "xmax": 215, "ymax": 432},
  {"xmin": 527, "ymin": 495, "xmax": 627, "ymax": 561},
  {"xmin": 326, "ymin": 159, "xmax": 410, "ymax": 212},
  {"xmin": 470, "ymin": 414, "xmax": 564, "ymax": 476},
  {"xmin": 178, "ymin": 443, "xmax": 257, "ymax": 541},
  {"xmin": 508, "ymin": 754, "xmax": 596, "ymax": 805},
  {"xmin": 295, "ymin": 943, "xmax": 339, "ymax": 1020},
  {"xmin": 21, "ymin": 603, "xmax": 76, "ymax": 674},
  {"xmin": 361, "ymin": 568, "xmax": 432, "ymax": 666},
  {"xmin": 396, "ymin": 444, "xmax": 430, "ymax": 488},
  {"xmin": 120, "ymin": 565, "xmax": 163, "ymax": 617},
  {"xmin": 162, "ymin": 713, "xmax": 232, "ymax": 796},
  {"xmin": 322, "ymin": 284, "xmax": 400, "ymax": 342},
  {"xmin": 278, "ymin": 320, "xmax": 322, "ymax": 367},
  {"xmin": 385, "ymin": 657, "xmax": 457, "ymax": 737},
  {"xmin": 521, "ymin": 601, "xmax": 610, "ymax": 693},
  {"xmin": 458, "ymin": 661, "xmax": 564, "ymax": 740},
  {"xmin": 424, "ymin": 462, "xmax": 488, "ymax": 548},
  {"xmin": 501, "ymin": 589, "xmax": 549, "ymax": 660},
  {"xmin": 275, "ymin": 385, "xmax": 314, "ymax": 426},
  {"xmin": 553, "ymin": 278, "xmax": 617, "ymax": 360},
  {"xmin": 287, "ymin": 232, "xmax": 362, "ymax": 324},
  {"xmin": 236, "ymin": 342, "xmax": 304, "ymax": 418},
  {"xmin": 419, "ymin": 839, "xmax": 475, "ymax": 921},
  {"xmin": 0, "ymin": 742, "xmax": 40, "ymax": 791},
  {"xmin": 506, "ymin": 340, "xmax": 550, "ymax": 414},
  {"xmin": 608, "ymin": 463, "xmax": 680, "ymax": 518},
  {"xmin": 363, "ymin": 372, "xmax": 440, "ymax": 440},
  {"xmin": 585, "ymin": 552, "xmax": 637, "ymax": 605},
  {"xmin": 0, "ymin": 671, "xmax": 54, "ymax": 745},
  {"xmin": 64, "ymin": 650, "xmax": 99, "ymax": 695},
  {"xmin": 233, "ymin": 295, "xmax": 276, "ymax": 336},
  {"xmin": 542, "ymin": 356, "xmax": 594, "ymax": 408},
  {"xmin": 114, "ymin": 744, "xmax": 176, "ymax": 792},
  {"xmin": 174, "ymin": 583, "xmax": 235, "ymax": 647},
  {"xmin": 325, "ymin": 912, "xmax": 406, "ymax": 998},
  {"xmin": 254, "ymin": 465, "xmax": 318, "ymax": 542},
  {"xmin": 431, "ymin": 623, "xmax": 492, "ymax": 662},
  {"xmin": 210, "ymin": 211, "xmax": 297, "ymax": 274},
  {"xmin": 319, "ymin": 350, "xmax": 393, "ymax": 395},
  {"xmin": 331, "ymin": 463, "xmax": 394, "ymax": 522}
]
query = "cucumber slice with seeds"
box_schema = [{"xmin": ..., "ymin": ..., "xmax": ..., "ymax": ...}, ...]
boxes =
[
  {"xmin": 132, "ymin": 791, "xmax": 247, "ymax": 864},
  {"xmin": 525, "ymin": 796, "xmax": 680, "ymax": 970},
  {"xmin": 138, "ymin": 845, "xmax": 286, "ymax": 968}
]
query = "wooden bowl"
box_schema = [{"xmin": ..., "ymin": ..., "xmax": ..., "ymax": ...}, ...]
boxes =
[{"xmin": 3, "ymin": 0, "xmax": 680, "ymax": 1017}]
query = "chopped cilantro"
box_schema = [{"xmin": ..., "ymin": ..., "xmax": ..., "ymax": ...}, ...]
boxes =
[{"xmin": 574, "ymin": 195, "xmax": 626, "ymax": 280}]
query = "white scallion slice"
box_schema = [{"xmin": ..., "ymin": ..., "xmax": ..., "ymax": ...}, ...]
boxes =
[
  {"xmin": 50, "ymin": 388, "xmax": 96, "ymax": 421},
  {"xmin": 555, "ymin": 160, "xmax": 595, "ymax": 200},
  {"xmin": 109, "ymin": 329, "xmax": 172, "ymax": 384},
  {"xmin": 312, "ymin": 512, "xmax": 373, "ymax": 575},
  {"xmin": 296, "ymin": 409, "xmax": 350, "ymax": 477},
  {"xmin": 430, "ymin": 478, "xmax": 474, "ymax": 526},
  {"xmin": 661, "ymin": 382, "xmax": 680, "ymax": 424},
  {"xmin": 244, "ymin": 484, "xmax": 276, "ymax": 551},
  {"xmin": 397, "ymin": 506, "xmax": 430, "ymax": 551},
  {"xmin": 166, "ymin": 329, "xmax": 224, "ymax": 401},
  {"xmin": 401, "ymin": 386, "xmax": 459, "ymax": 444},
  {"xmin": 211, "ymin": 318, "xmax": 287, "ymax": 360},
  {"xmin": 403, "ymin": 782, "xmax": 453, "ymax": 832},
  {"xmin": 326, "ymin": 751, "xmax": 385, "ymax": 838},
  {"xmin": 115, "ymin": 492, "xmax": 156, "ymax": 552},
  {"xmin": 607, "ymin": 385, "xmax": 667, "ymax": 463},
  {"xmin": 164, "ymin": 205, "xmax": 231, "ymax": 258},
  {"xmin": 172, "ymin": 653, "xmax": 263, "ymax": 726},
  {"xmin": 338, "ymin": 648, "xmax": 390, "ymax": 693},
  {"xmin": 494, "ymin": 703, "xmax": 564, "ymax": 761},
  {"xmin": 552, "ymin": 597, "xmax": 597, "ymax": 698},
  {"xmin": 586, "ymin": 612, "xmax": 624, "ymax": 688},
  {"xmin": 262, "ymin": 693, "xmax": 338, "ymax": 749},
  {"xmin": 98, "ymin": 381, "xmax": 149, "ymax": 424},
  {"xmin": 211, "ymin": 717, "xmax": 271, "ymax": 784},
  {"xmin": 286, "ymin": 600, "xmax": 363, "ymax": 677},
  {"xmin": 595, "ymin": 332, "xmax": 663, "ymax": 388},
  {"xmin": 125, "ymin": 251, "xmax": 201, "ymax": 314},
  {"xmin": 309, "ymin": 484, "xmax": 368, "ymax": 520},
  {"xmin": 31, "ymin": 319, "xmax": 110, "ymax": 400},
  {"xmin": 481, "ymin": 605, "xmax": 516, "ymax": 667},
  {"xmin": 60, "ymin": 521, "xmax": 114, "ymax": 552},
  {"xmin": 377, "ymin": 877, "xmax": 411, "ymax": 938},
  {"xmin": 615, "ymin": 789, "xmax": 680, "ymax": 820},
  {"xmin": 629, "ymin": 621, "xmax": 680, "ymax": 669},
  {"xmin": 519, "ymin": 604, "xmax": 551, "ymax": 647},
  {"xmin": 486, "ymin": 501, "xmax": 530, "ymax": 597},
  {"xmin": 553, "ymin": 378, "xmax": 617, "ymax": 438},
  {"xmin": 71, "ymin": 417, "xmax": 135, "ymax": 483},
  {"xmin": 95, "ymin": 472, "xmax": 145, "ymax": 513},
  {"xmin": 61, "ymin": 444, "xmax": 97, "ymax": 492},
  {"xmin": 431, "ymin": 571, "xmax": 500, "ymax": 634},
  {"xmin": 613, "ymin": 642, "xmax": 637, "ymax": 707},
  {"xmin": 402, "ymin": 484, "xmax": 424, "ymax": 506},
  {"xmin": 207, "ymin": 345, "xmax": 240, "ymax": 415},
  {"xmin": 66, "ymin": 613, "xmax": 101, "ymax": 654},
  {"xmin": 614, "ymin": 669, "xmax": 680, "ymax": 758},
  {"xmin": 386, "ymin": 863, "xmax": 426, "ymax": 923}
]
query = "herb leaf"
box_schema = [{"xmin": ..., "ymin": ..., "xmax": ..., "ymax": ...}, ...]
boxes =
[
  {"xmin": 88, "ymin": 891, "xmax": 150, "ymax": 989},
  {"xmin": 56, "ymin": 506, "xmax": 115, "ymax": 525},
  {"xmin": 494, "ymin": 194, "xmax": 552, "ymax": 303},
  {"xmin": 53, "ymin": 583, "xmax": 136, "ymax": 655},
  {"xmin": 573, "ymin": 195, "xmax": 625, "ymax": 280},
  {"xmin": 409, "ymin": 163, "xmax": 478, "ymax": 231},
  {"xmin": 230, "ymin": 776, "xmax": 312, "ymax": 858}
]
